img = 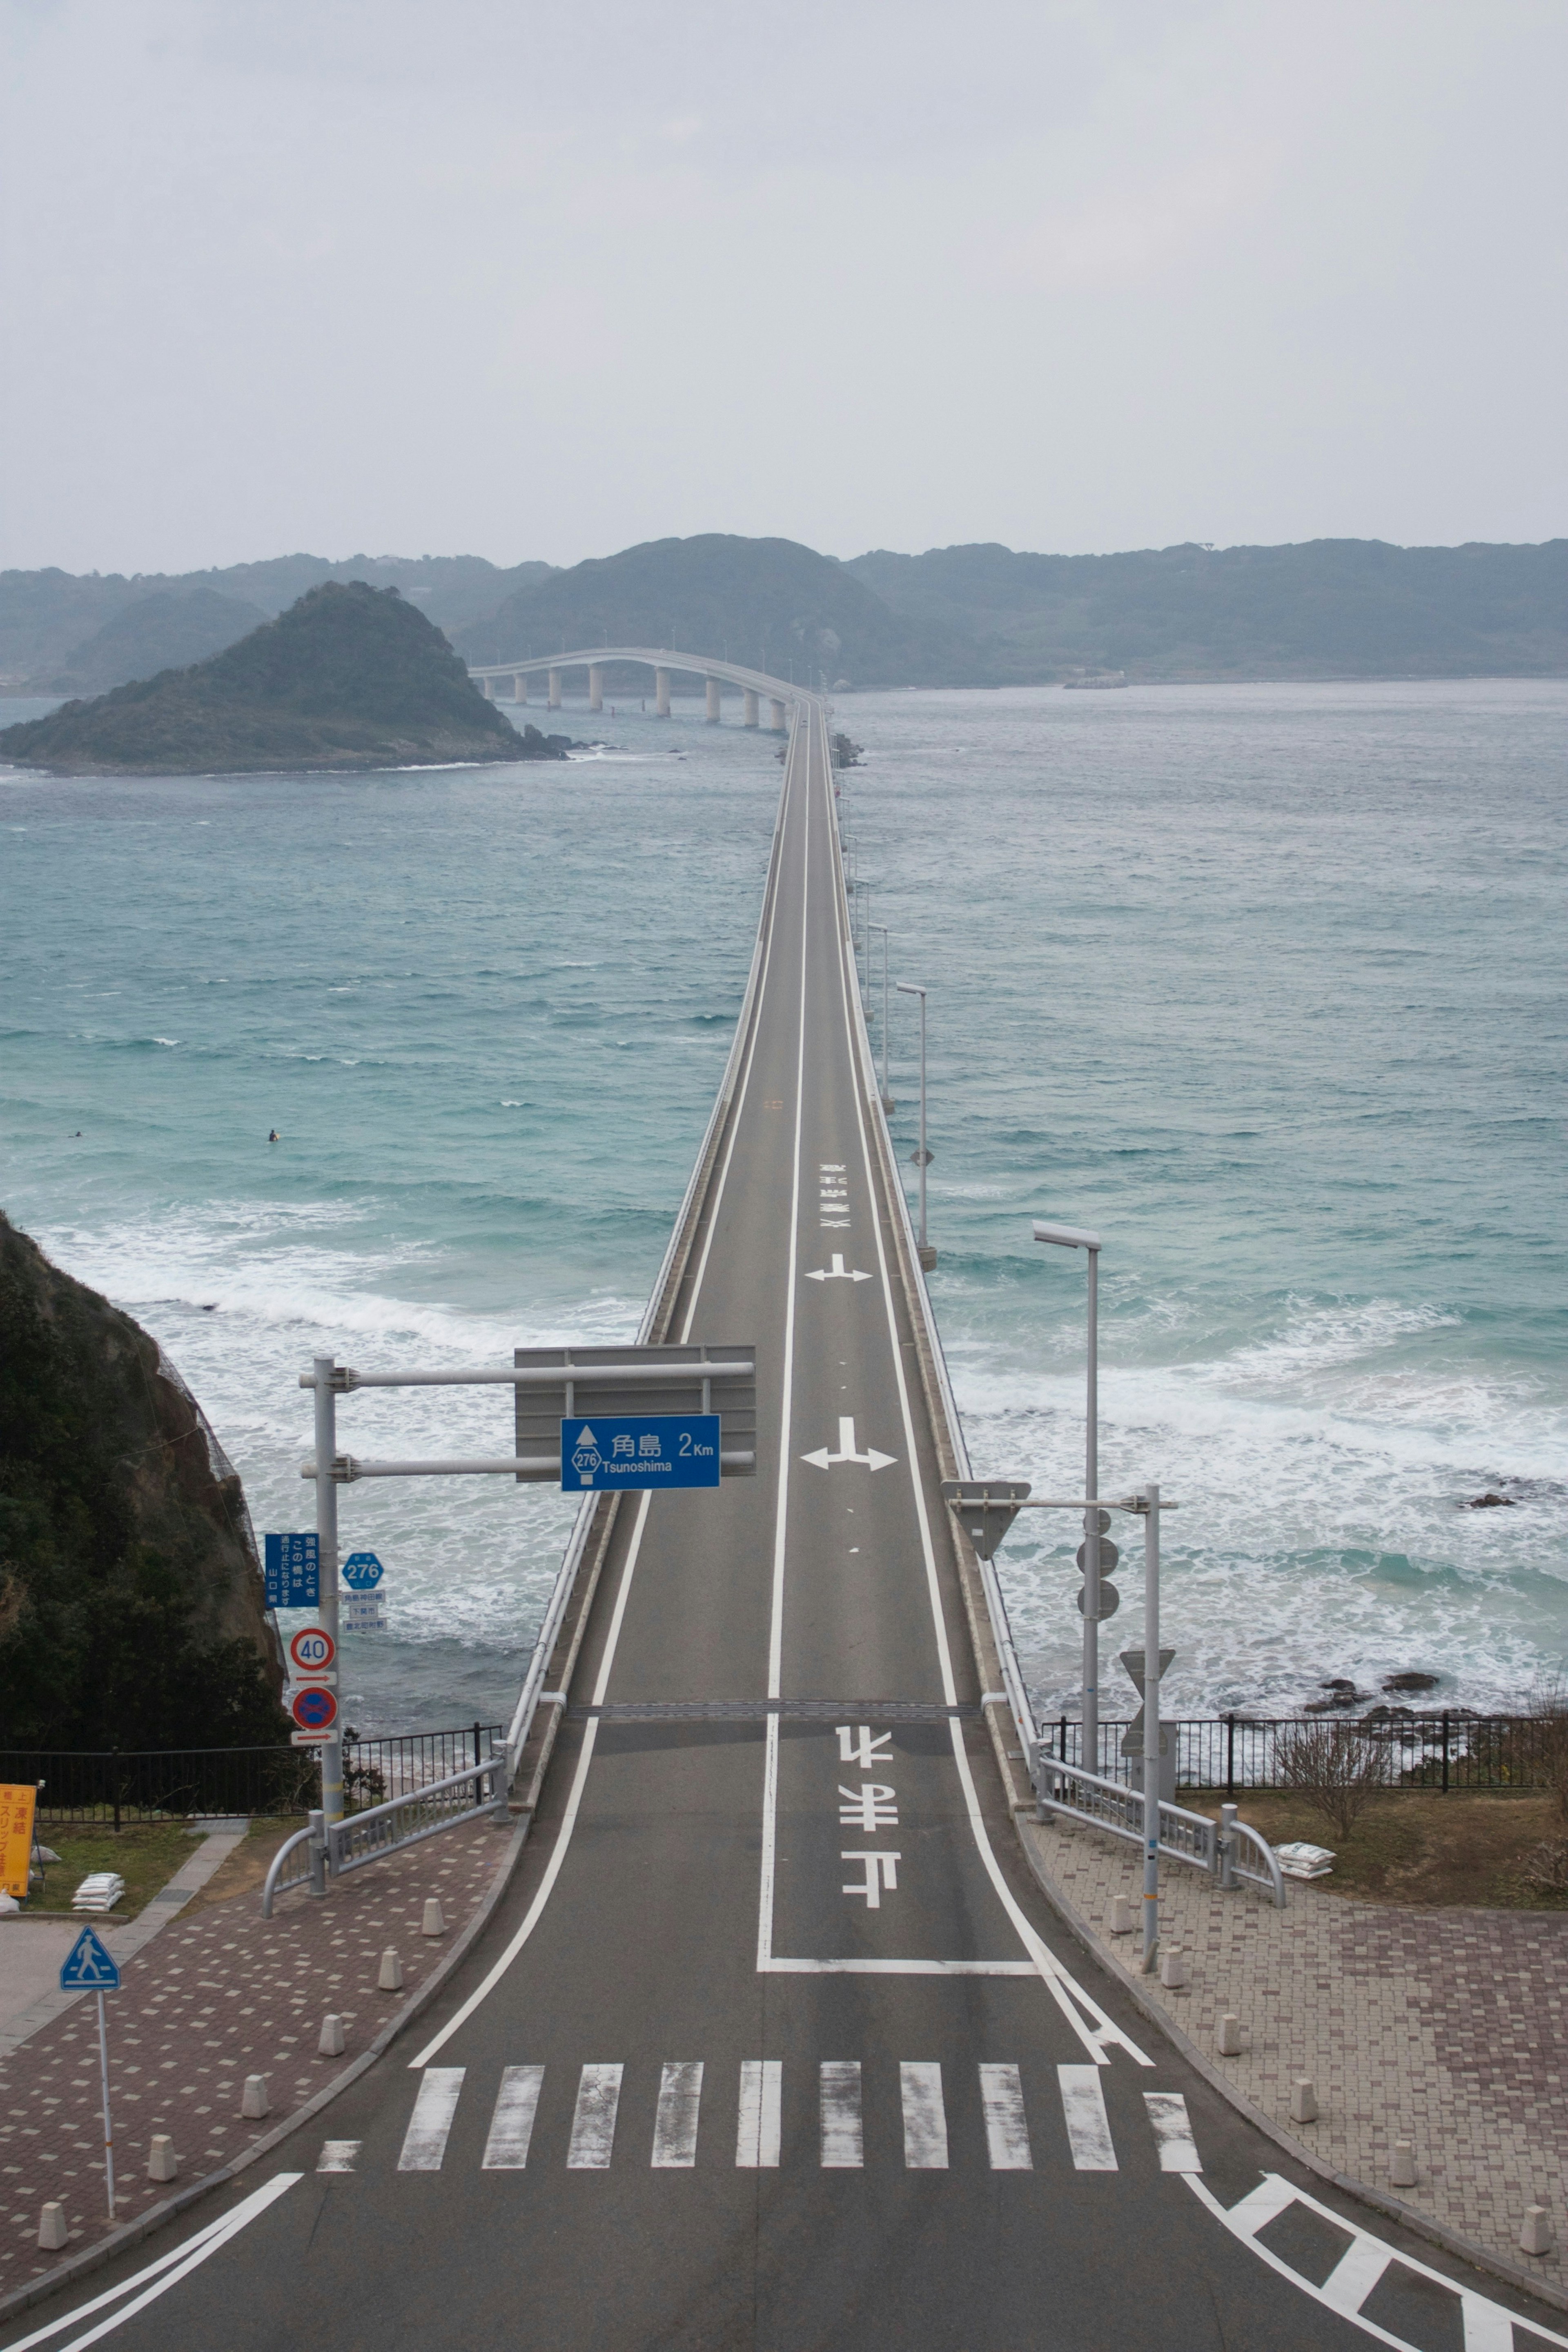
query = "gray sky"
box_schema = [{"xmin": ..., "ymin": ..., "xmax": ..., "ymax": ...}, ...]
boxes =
[{"xmin": 2, "ymin": 0, "xmax": 1564, "ymax": 575}]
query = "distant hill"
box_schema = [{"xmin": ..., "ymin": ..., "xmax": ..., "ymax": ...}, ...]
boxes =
[
  {"xmin": 0, "ymin": 581, "xmax": 561, "ymax": 774},
  {"xmin": 457, "ymin": 532, "xmax": 977, "ymax": 689},
  {"xmin": 39, "ymin": 586, "xmax": 265, "ymax": 696},
  {"xmin": 0, "ymin": 553, "xmax": 556, "ymax": 689},
  {"xmin": 845, "ymin": 538, "xmax": 1568, "ymax": 681}
]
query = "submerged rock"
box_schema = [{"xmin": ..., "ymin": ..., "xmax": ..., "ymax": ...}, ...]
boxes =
[
  {"xmin": 1465, "ymin": 1492, "xmax": 1516, "ymax": 1508},
  {"xmin": 1382, "ymin": 1671, "xmax": 1441, "ymax": 1694}
]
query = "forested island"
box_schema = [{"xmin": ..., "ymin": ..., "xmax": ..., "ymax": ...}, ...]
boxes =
[{"xmin": 0, "ymin": 582, "xmax": 570, "ymax": 775}]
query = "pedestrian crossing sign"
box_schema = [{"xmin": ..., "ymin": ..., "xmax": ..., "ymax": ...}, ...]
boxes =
[{"xmin": 59, "ymin": 1925, "xmax": 121, "ymax": 1991}]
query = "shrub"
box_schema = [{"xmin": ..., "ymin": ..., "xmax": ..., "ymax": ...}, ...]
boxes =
[{"xmin": 1274, "ymin": 1719, "xmax": 1384, "ymax": 1840}]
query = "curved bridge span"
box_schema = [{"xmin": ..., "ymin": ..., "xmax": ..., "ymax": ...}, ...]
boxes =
[{"xmin": 466, "ymin": 644, "xmax": 802, "ymax": 726}]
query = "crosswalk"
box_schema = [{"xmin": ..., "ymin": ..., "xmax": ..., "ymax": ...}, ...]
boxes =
[{"xmin": 324, "ymin": 2062, "xmax": 1203, "ymax": 2179}]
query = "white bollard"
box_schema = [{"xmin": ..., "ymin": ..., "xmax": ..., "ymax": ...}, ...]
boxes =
[
  {"xmin": 1390, "ymin": 2140, "xmax": 1417, "ymax": 2187},
  {"xmin": 318, "ymin": 2014, "xmax": 345, "ymax": 2058},
  {"xmin": 1521, "ymin": 2205, "xmax": 1555, "ymax": 2257},
  {"xmin": 1107, "ymin": 1895, "xmax": 1133, "ymax": 1936},
  {"xmin": 1217, "ymin": 2014, "xmax": 1243, "ymax": 2056},
  {"xmin": 421, "ymin": 1898, "xmax": 446, "ymax": 1938},
  {"xmin": 241, "ymin": 2074, "xmax": 271, "ymax": 2119},
  {"xmin": 1159, "ymin": 1947, "xmax": 1188, "ymax": 1989},
  {"xmin": 379, "ymin": 1947, "xmax": 403, "ymax": 1991},
  {"xmin": 1290, "ymin": 2078, "xmax": 1319, "ymax": 2124},
  {"xmin": 147, "ymin": 2134, "xmax": 178, "ymax": 2182},
  {"xmin": 37, "ymin": 2202, "xmax": 68, "ymax": 2251}
]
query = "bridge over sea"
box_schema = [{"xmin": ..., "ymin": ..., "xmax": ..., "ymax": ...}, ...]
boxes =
[
  {"xmin": 13, "ymin": 689, "xmax": 1562, "ymax": 2352},
  {"xmin": 466, "ymin": 645, "xmax": 800, "ymax": 728}
]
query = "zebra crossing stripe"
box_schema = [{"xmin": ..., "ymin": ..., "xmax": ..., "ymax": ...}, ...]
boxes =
[
  {"xmin": 1143, "ymin": 2091, "xmax": 1201, "ymax": 2174},
  {"xmin": 652, "ymin": 2062, "xmax": 704, "ymax": 2168},
  {"xmin": 820, "ymin": 2061, "xmax": 864, "ymax": 2168},
  {"xmin": 316, "ymin": 2141, "xmax": 360, "ymax": 2174},
  {"xmin": 900, "ymin": 2063, "xmax": 949, "ymax": 2169},
  {"xmin": 398, "ymin": 2068, "xmax": 465, "ymax": 2172},
  {"xmin": 978, "ymin": 2064, "xmax": 1032, "ymax": 2170},
  {"xmin": 1058, "ymin": 2065, "xmax": 1117, "ymax": 2171},
  {"xmin": 736, "ymin": 2059, "xmax": 782, "ymax": 2167},
  {"xmin": 567, "ymin": 2064, "xmax": 624, "ymax": 2168},
  {"xmin": 483, "ymin": 2065, "xmax": 545, "ymax": 2170}
]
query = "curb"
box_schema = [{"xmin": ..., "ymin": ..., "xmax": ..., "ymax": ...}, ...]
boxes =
[
  {"xmin": 0, "ymin": 1815, "xmax": 532, "ymax": 2330},
  {"xmin": 1011, "ymin": 1821, "xmax": 1568, "ymax": 2321}
]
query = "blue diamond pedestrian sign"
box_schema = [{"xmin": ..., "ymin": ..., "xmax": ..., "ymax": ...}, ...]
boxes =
[
  {"xmin": 60, "ymin": 1926, "xmax": 121, "ymax": 1991},
  {"xmin": 342, "ymin": 1551, "xmax": 384, "ymax": 1591}
]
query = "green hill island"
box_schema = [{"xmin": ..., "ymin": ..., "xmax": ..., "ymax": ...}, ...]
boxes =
[{"xmin": 0, "ymin": 580, "xmax": 571, "ymax": 775}]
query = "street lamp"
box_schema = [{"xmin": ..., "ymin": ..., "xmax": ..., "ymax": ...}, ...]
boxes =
[
  {"xmin": 1032, "ymin": 1219, "xmax": 1103, "ymax": 1772},
  {"xmin": 897, "ymin": 983, "xmax": 934, "ymax": 1270},
  {"xmin": 869, "ymin": 924, "xmax": 892, "ymax": 1109}
]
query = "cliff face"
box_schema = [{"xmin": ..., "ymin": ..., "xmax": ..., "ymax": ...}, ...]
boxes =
[{"xmin": 0, "ymin": 1212, "xmax": 287, "ymax": 1751}]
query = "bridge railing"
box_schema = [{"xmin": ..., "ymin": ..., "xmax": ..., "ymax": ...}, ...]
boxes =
[
  {"xmin": 1032, "ymin": 1757, "xmax": 1285, "ymax": 1908},
  {"xmin": 261, "ymin": 1759, "xmax": 509, "ymax": 1916}
]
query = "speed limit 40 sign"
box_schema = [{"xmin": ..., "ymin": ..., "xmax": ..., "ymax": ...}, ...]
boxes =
[{"xmin": 288, "ymin": 1625, "xmax": 336, "ymax": 1679}]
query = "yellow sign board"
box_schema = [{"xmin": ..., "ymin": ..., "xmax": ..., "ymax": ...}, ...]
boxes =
[{"xmin": 0, "ymin": 1783, "xmax": 39, "ymax": 1901}]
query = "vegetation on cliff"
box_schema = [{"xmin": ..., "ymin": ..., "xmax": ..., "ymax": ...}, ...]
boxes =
[
  {"xmin": 0, "ymin": 1212, "xmax": 287, "ymax": 1751},
  {"xmin": 0, "ymin": 581, "xmax": 549, "ymax": 775}
]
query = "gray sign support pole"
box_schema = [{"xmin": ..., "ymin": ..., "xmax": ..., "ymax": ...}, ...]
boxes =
[
  {"xmin": 314, "ymin": 1354, "xmax": 343, "ymax": 1835},
  {"xmin": 96, "ymin": 1988, "xmax": 114, "ymax": 2218},
  {"xmin": 1141, "ymin": 1482, "xmax": 1160, "ymax": 1972},
  {"xmin": 1082, "ymin": 1245, "xmax": 1100, "ymax": 1773}
]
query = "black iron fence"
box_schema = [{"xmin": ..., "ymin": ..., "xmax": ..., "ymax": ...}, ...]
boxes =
[
  {"xmin": 3, "ymin": 1723, "xmax": 503, "ymax": 1826},
  {"xmin": 1039, "ymin": 1713, "xmax": 1558, "ymax": 1795}
]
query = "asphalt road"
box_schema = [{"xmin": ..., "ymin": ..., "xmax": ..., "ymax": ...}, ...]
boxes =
[{"xmin": 11, "ymin": 704, "xmax": 1565, "ymax": 2352}]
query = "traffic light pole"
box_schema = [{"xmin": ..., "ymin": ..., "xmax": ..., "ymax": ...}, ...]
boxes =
[
  {"xmin": 313, "ymin": 1354, "xmax": 343, "ymax": 1836},
  {"xmin": 1142, "ymin": 1482, "xmax": 1161, "ymax": 1972}
]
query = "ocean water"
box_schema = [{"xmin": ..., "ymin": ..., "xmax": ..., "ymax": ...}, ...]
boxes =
[{"xmin": 2, "ymin": 679, "xmax": 1563, "ymax": 1733}]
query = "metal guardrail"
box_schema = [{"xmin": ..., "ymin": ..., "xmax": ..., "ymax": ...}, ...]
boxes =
[
  {"xmin": 261, "ymin": 1758, "xmax": 508, "ymax": 1916},
  {"xmin": 1032, "ymin": 1755, "xmax": 1286, "ymax": 1908}
]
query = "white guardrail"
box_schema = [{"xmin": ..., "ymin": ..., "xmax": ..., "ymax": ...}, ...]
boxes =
[
  {"xmin": 1033, "ymin": 1755, "xmax": 1286, "ymax": 1908},
  {"xmin": 262, "ymin": 1760, "xmax": 508, "ymax": 1916}
]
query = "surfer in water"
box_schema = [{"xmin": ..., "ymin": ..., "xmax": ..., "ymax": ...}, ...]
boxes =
[{"xmin": 268, "ymin": 1129, "xmax": 280, "ymax": 1143}]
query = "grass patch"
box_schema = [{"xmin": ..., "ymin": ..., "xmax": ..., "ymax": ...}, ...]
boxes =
[
  {"xmin": 25, "ymin": 1820, "xmax": 200, "ymax": 1921},
  {"xmin": 1190, "ymin": 1791, "xmax": 1568, "ymax": 1909}
]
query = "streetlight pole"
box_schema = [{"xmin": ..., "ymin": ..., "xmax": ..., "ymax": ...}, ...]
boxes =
[
  {"xmin": 1141, "ymin": 1482, "xmax": 1161, "ymax": 1971},
  {"xmin": 1031, "ymin": 1222, "xmax": 1102, "ymax": 1773},
  {"xmin": 313, "ymin": 1354, "xmax": 344, "ymax": 1836},
  {"xmin": 896, "ymin": 982, "xmax": 931, "ymax": 1267},
  {"xmin": 869, "ymin": 924, "xmax": 891, "ymax": 1107}
]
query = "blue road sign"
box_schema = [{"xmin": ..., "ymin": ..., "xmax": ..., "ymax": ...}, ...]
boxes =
[
  {"xmin": 60, "ymin": 1926, "xmax": 121, "ymax": 1991},
  {"xmin": 265, "ymin": 1532, "xmax": 320, "ymax": 1608},
  {"xmin": 561, "ymin": 1413, "xmax": 721, "ymax": 1492},
  {"xmin": 342, "ymin": 1551, "xmax": 385, "ymax": 1591}
]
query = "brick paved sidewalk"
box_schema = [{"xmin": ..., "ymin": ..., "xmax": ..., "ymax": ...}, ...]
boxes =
[
  {"xmin": 0, "ymin": 1822, "xmax": 511, "ymax": 2296},
  {"xmin": 1021, "ymin": 1809, "xmax": 1568, "ymax": 2297}
]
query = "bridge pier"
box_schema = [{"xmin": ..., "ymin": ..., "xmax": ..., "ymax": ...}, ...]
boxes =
[
  {"xmin": 588, "ymin": 665, "xmax": 604, "ymax": 714},
  {"xmin": 706, "ymin": 678, "xmax": 722, "ymax": 724},
  {"xmin": 548, "ymin": 668, "xmax": 562, "ymax": 711},
  {"xmin": 513, "ymin": 672, "xmax": 528, "ymax": 704},
  {"xmin": 770, "ymin": 698, "xmax": 787, "ymax": 733},
  {"xmin": 743, "ymin": 689, "xmax": 759, "ymax": 728},
  {"xmin": 655, "ymin": 668, "xmax": 671, "ymax": 718}
]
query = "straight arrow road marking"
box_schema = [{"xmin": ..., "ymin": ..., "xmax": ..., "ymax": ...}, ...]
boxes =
[
  {"xmin": 801, "ymin": 1416, "xmax": 897, "ymax": 1472},
  {"xmin": 804, "ymin": 1254, "xmax": 872, "ymax": 1282}
]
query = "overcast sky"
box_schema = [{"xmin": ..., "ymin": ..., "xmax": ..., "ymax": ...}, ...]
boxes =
[{"xmin": 2, "ymin": 0, "xmax": 1564, "ymax": 575}]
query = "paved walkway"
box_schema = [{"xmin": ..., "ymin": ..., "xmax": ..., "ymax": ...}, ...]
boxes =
[
  {"xmin": 0, "ymin": 1822, "xmax": 511, "ymax": 2298},
  {"xmin": 1021, "ymin": 1809, "xmax": 1568, "ymax": 2299}
]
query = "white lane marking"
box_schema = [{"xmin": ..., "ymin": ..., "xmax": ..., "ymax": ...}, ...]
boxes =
[
  {"xmin": 826, "ymin": 806, "xmax": 1152, "ymax": 2069},
  {"xmin": 839, "ymin": 1781, "xmax": 898, "ymax": 1830},
  {"xmin": 805, "ymin": 1254, "xmax": 871, "ymax": 1281},
  {"xmin": 567, "ymin": 2063, "xmax": 623, "ymax": 2168},
  {"xmin": 820, "ymin": 2060, "xmax": 864, "ymax": 2167},
  {"xmin": 316, "ymin": 2139, "xmax": 361, "ymax": 2172},
  {"xmin": 1319, "ymin": 2236, "xmax": 1397, "ymax": 2320},
  {"xmin": 1187, "ymin": 2173, "xmax": 1568, "ymax": 2352},
  {"xmin": 1143, "ymin": 2090, "xmax": 1202, "ymax": 2172},
  {"xmin": 800, "ymin": 1414, "xmax": 897, "ymax": 1472},
  {"xmin": 837, "ymin": 1725, "xmax": 893, "ymax": 1768},
  {"xmin": 841, "ymin": 1849, "xmax": 900, "ymax": 1907},
  {"xmin": 756, "ymin": 731, "xmax": 814, "ymax": 1973},
  {"xmin": 979, "ymin": 2063, "xmax": 1033, "ymax": 2169},
  {"xmin": 1058, "ymin": 2064, "xmax": 1118, "ymax": 2170},
  {"xmin": 763, "ymin": 1957, "xmax": 1037, "ymax": 1974},
  {"xmin": 3, "ymin": 2175, "xmax": 301, "ymax": 2352},
  {"xmin": 900, "ymin": 2062, "xmax": 949, "ymax": 2168},
  {"xmin": 651, "ymin": 2061, "xmax": 704, "ymax": 2168},
  {"xmin": 736, "ymin": 2060, "xmax": 782, "ymax": 2167},
  {"xmin": 412, "ymin": 709, "xmax": 791, "ymax": 2065},
  {"xmin": 398, "ymin": 2067, "xmax": 465, "ymax": 2170},
  {"xmin": 482, "ymin": 2064, "xmax": 545, "ymax": 2169}
]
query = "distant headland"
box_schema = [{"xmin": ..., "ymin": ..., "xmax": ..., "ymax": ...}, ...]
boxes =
[{"xmin": 0, "ymin": 581, "xmax": 572, "ymax": 775}]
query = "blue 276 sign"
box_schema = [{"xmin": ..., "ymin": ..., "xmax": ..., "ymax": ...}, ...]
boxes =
[
  {"xmin": 561, "ymin": 1414, "xmax": 721, "ymax": 1492},
  {"xmin": 264, "ymin": 1532, "xmax": 320, "ymax": 1608}
]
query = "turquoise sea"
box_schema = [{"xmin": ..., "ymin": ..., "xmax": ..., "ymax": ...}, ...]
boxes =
[{"xmin": 2, "ymin": 679, "xmax": 1564, "ymax": 1733}]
